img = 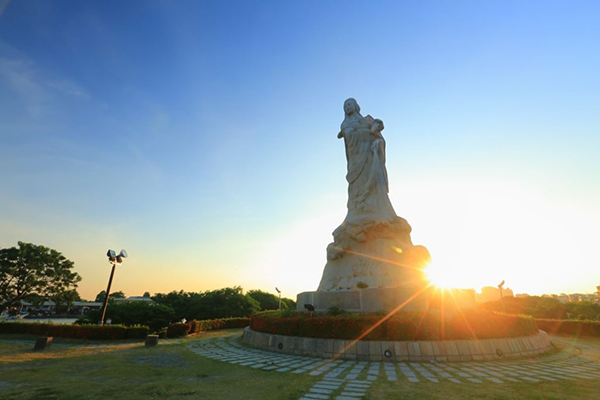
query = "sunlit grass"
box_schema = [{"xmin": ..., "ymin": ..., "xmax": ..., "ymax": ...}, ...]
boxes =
[{"xmin": 0, "ymin": 330, "xmax": 316, "ymax": 399}]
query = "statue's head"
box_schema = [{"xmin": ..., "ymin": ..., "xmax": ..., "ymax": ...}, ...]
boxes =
[{"xmin": 343, "ymin": 98, "xmax": 360, "ymax": 115}]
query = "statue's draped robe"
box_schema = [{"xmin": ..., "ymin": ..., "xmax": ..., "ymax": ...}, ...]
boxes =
[
  {"xmin": 316, "ymin": 106, "xmax": 430, "ymax": 292},
  {"xmin": 341, "ymin": 116, "xmax": 396, "ymax": 224}
]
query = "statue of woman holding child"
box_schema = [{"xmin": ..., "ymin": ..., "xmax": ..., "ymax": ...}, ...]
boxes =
[
  {"xmin": 316, "ymin": 98, "xmax": 430, "ymax": 292},
  {"xmin": 337, "ymin": 98, "xmax": 397, "ymax": 224}
]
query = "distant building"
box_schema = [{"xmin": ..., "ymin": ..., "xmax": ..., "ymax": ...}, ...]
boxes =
[
  {"xmin": 17, "ymin": 300, "xmax": 56, "ymax": 314},
  {"xmin": 114, "ymin": 296, "xmax": 154, "ymax": 303},
  {"xmin": 555, "ymin": 294, "xmax": 570, "ymax": 304},
  {"xmin": 14, "ymin": 295, "xmax": 153, "ymax": 316}
]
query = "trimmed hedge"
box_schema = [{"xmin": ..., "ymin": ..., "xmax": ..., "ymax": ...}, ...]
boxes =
[
  {"xmin": 0, "ymin": 322, "xmax": 149, "ymax": 340},
  {"xmin": 250, "ymin": 310, "xmax": 538, "ymax": 341},
  {"xmin": 166, "ymin": 317, "xmax": 251, "ymax": 338},
  {"xmin": 166, "ymin": 323, "xmax": 190, "ymax": 338},
  {"xmin": 536, "ymin": 318, "xmax": 600, "ymax": 337}
]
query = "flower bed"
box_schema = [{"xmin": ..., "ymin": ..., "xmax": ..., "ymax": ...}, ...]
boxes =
[
  {"xmin": 250, "ymin": 310, "xmax": 538, "ymax": 341},
  {"xmin": 166, "ymin": 317, "xmax": 251, "ymax": 338},
  {"xmin": 535, "ymin": 318, "xmax": 600, "ymax": 337},
  {"xmin": 0, "ymin": 322, "xmax": 149, "ymax": 340}
]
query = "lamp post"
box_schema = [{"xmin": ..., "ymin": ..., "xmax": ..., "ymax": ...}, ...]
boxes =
[
  {"xmin": 99, "ymin": 249, "xmax": 128, "ymax": 326},
  {"xmin": 498, "ymin": 280, "xmax": 506, "ymax": 312},
  {"xmin": 275, "ymin": 287, "xmax": 281, "ymax": 310}
]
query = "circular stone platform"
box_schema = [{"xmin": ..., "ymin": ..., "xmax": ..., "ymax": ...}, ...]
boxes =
[
  {"xmin": 187, "ymin": 331, "xmax": 600, "ymax": 399},
  {"xmin": 242, "ymin": 327, "xmax": 553, "ymax": 362}
]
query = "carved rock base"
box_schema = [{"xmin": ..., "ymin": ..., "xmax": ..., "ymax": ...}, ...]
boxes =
[{"xmin": 317, "ymin": 216, "xmax": 430, "ymax": 292}]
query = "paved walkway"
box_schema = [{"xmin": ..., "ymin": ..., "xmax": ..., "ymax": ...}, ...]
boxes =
[{"xmin": 186, "ymin": 333, "xmax": 600, "ymax": 400}]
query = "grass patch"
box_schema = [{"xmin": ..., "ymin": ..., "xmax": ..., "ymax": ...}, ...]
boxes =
[
  {"xmin": 1, "ymin": 331, "xmax": 599, "ymax": 399},
  {"xmin": 368, "ymin": 379, "xmax": 600, "ymax": 400},
  {"xmin": 0, "ymin": 329, "xmax": 315, "ymax": 399}
]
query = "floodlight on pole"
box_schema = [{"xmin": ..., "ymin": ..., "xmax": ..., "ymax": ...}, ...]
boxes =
[
  {"xmin": 275, "ymin": 287, "xmax": 281, "ymax": 310},
  {"xmin": 498, "ymin": 280, "xmax": 506, "ymax": 312},
  {"xmin": 100, "ymin": 249, "xmax": 128, "ymax": 326}
]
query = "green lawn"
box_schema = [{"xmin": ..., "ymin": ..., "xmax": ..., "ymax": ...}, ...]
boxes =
[
  {"xmin": 0, "ymin": 330, "xmax": 315, "ymax": 400},
  {"xmin": 369, "ymin": 376, "xmax": 600, "ymax": 400},
  {"xmin": 0, "ymin": 331, "xmax": 599, "ymax": 399}
]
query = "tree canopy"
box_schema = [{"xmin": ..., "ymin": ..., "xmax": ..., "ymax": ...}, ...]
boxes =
[
  {"xmin": 95, "ymin": 290, "xmax": 126, "ymax": 303},
  {"xmin": 247, "ymin": 289, "xmax": 296, "ymax": 311},
  {"xmin": 152, "ymin": 287, "xmax": 260, "ymax": 321},
  {"xmin": 0, "ymin": 242, "xmax": 82, "ymax": 309},
  {"xmin": 79, "ymin": 301, "xmax": 176, "ymax": 331},
  {"xmin": 481, "ymin": 296, "xmax": 600, "ymax": 321}
]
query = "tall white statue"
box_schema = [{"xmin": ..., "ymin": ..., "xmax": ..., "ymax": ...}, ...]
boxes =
[
  {"xmin": 338, "ymin": 98, "xmax": 396, "ymax": 224},
  {"xmin": 317, "ymin": 98, "xmax": 430, "ymax": 291}
]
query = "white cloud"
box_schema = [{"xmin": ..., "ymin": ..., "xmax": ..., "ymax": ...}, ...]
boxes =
[
  {"xmin": 47, "ymin": 79, "xmax": 90, "ymax": 99},
  {"xmin": 0, "ymin": 57, "xmax": 49, "ymax": 117}
]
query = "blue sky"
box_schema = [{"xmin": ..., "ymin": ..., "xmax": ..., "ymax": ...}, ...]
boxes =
[{"xmin": 1, "ymin": 0, "xmax": 599, "ymax": 300}]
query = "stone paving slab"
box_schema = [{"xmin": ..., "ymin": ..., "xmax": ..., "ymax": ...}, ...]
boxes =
[{"xmin": 183, "ymin": 333, "xmax": 600, "ymax": 400}]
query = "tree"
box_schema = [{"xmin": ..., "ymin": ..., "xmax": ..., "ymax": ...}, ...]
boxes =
[
  {"xmin": 54, "ymin": 289, "xmax": 82, "ymax": 314},
  {"xmin": 143, "ymin": 291, "xmax": 151, "ymax": 298},
  {"xmin": 152, "ymin": 287, "xmax": 261, "ymax": 321},
  {"xmin": 247, "ymin": 289, "xmax": 296, "ymax": 311},
  {"xmin": 187, "ymin": 287, "xmax": 260, "ymax": 320},
  {"xmin": 0, "ymin": 242, "xmax": 82, "ymax": 309},
  {"xmin": 565, "ymin": 301, "xmax": 600, "ymax": 321},
  {"xmin": 480, "ymin": 296, "xmax": 566, "ymax": 319},
  {"xmin": 79, "ymin": 301, "xmax": 176, "ymax": 331},
  {"xmin": 247, "ymin": 290, "xmax": 280, "ymax": 310},
  {"xmin": 281, "ymin": 297, "xmax": 297, "ymax": 310},
  {"xmin": 95, "ymin": 290, "xmax": 126, "ymax": 303},
  {"xmin": 152, "ymin": 290, "xmax": 192, "ymax": 321}
]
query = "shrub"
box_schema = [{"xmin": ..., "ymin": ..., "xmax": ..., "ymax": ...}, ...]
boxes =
[
  {"xmin": 249, "ymin": 310, "xmax": 538, "ymax": 341},
  {"xmin": 78, "ymin": 301, "xmax": 176, "ymax": 331},
  {"xmin": 126, "ymin": 326, "xmax": 151, "ymax": 339},
  {"xmin": 535, "ymin": 319, "xmax": 600, "ymax": 337},
  {"xmin": 165, "ymin": 317, "xmax": 251, "ymax": 338},
  {"xmin": 166, "ymin": 323, "xmax": 190, "ymax": 338},
  {"xmin": 327, "ymin": 306, "xmax": 347, "ymax": 316},
  {"xmin": 0, "ymin": 322, "xmax": 149, "ymax": 340}
]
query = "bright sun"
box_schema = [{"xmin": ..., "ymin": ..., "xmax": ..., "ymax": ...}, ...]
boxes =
[{"xmin": 425, "ymin": 262, "xmax": 455, "ymax": 289}]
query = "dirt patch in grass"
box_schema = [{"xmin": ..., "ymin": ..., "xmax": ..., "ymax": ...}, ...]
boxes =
[{"xmin": 0, "ymin": 342, "xmax": 138, "ymax": 364}]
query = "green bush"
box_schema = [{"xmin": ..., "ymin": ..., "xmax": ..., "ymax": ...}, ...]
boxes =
[
  {"xmin": 0, "ymin": 322, "xmax": 149, "ymax": 340},
  {"xmin": 249, "ymin": 310, "xmax": 538, "ymax": 341},
  {"xmin": 78, "ymin": 301, "xmax": 176, "ymax": 331},
  {"xmin": 165, "ymin": 317, "xmax": 251, "ymax": 338},
  {"xmin": 535, "ymin": 318, "xmax": 600, "ymax": 337},
  {"xmin": 247, "ymin": 289, "xmax": 297, "ymax": 311},
  {"xmin": 327, "ymin": 306, "xmax": 347, "ymax": 316},
  {"xmin": 166, "ymin": 323, "xmax": 190, "ymax": 338},
  {"xmin": 126, "ymin": 326, "xmax": 151, "ymax": 339},
  {"xmin": 154, "ymin": 287, "xmax": 260, "ymax": 322}
]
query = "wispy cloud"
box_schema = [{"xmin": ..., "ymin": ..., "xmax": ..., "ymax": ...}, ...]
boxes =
[
  {"xmin": 47, "ymin": 79, "xmax": 90, "ymax": 99},
  {"xmin": 0, "ymin": 0, "xmax": 10, "ymax": 18},
  {"xmin": 0, "ymin": 53, "xmax": 90, "ymax": 120},
  {"xmin": 0, "ymin": 57, "xmax": 49, "ymax": 117}
]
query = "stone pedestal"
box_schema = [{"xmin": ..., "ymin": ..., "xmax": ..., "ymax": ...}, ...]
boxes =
[
  {"xmin": 318, "ymin": 217, "xmax": 430, "ymax": 292},
  {"xmin": 297, "ymin": 285, "xmax": 431, "ymax": 313},
  {"xmin": 145, "ymin": 335, "xmax": 159, "ymax": 347}
]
